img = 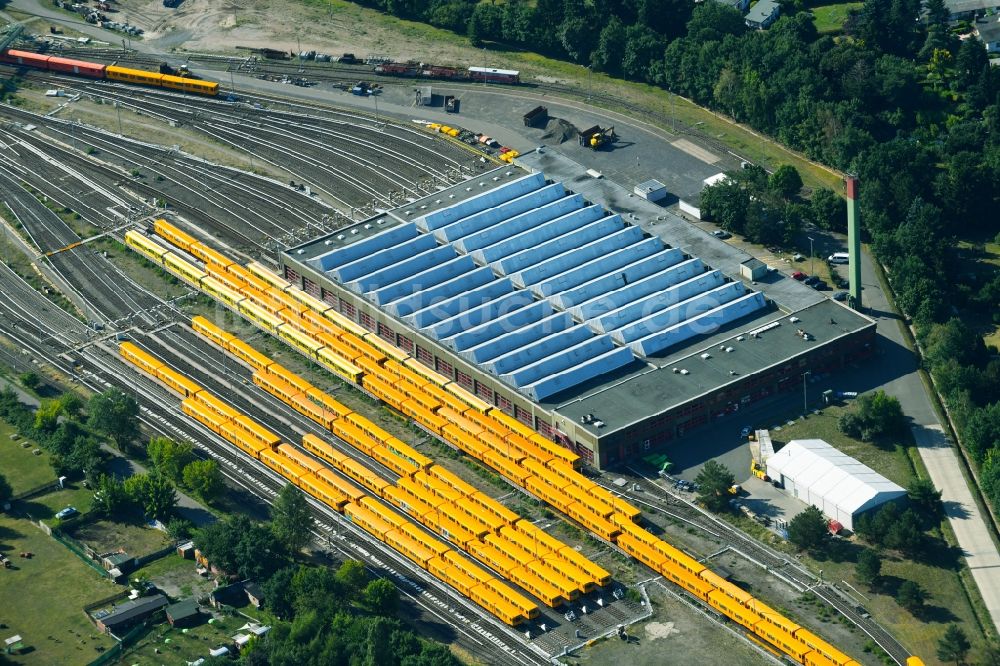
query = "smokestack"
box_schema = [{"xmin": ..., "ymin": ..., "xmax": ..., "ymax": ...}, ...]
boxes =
[{"xmin": 846, "ymin": 176, "xmax": 861, "ymax": 308}]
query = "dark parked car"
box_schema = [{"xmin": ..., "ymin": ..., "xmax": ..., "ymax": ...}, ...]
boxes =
[
  {"xmin": 833, "ymin": 291, "xmax": 848, "ymax": 301},
  {"xmin": 791, "ymin": 271, "xmax": 806, "ymax": 281}
]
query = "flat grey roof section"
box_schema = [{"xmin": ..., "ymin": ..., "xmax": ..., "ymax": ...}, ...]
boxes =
[
  {"xmin": 548, "ymin": 298, "xmax": 874, "ymax": 436},
  {"xmin": 289, "ymin": 165, "xmax": 524, "ymax": 261},
  {"xmin": 517, "ymin": 150, "xmax": 825, "ymax": 313}
]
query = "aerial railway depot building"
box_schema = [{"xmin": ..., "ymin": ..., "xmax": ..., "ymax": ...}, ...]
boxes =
[{"xmin": 282, "ymin": 158, "xmax": 875, "ymax": 469}]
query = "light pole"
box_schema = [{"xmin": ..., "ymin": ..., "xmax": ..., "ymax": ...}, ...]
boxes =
[
  {"xmin": 802, "ymin": 371, "xmax": 811, "ymax": 415},
  {"xmin": 808, "ymin": 236, "xmax": 815, "ymax": 276}
]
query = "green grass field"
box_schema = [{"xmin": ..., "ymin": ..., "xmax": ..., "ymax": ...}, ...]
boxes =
[
  {"xmin": 0, "ymin": 512, "xmax": 118, "ymax": 664},
  {"xmin": 810, "ymin": 2, "xmax": 862, "ymax": 34},
  {"xmin": 0, "ymin": 420, "xmax": 57, "ymax": 496},
  {"xmin": 775, "ymin": 407, "xmax": 987, "ymax": 663},
  {"xmin": 124, "ymin": 613, "xmax": 242, "ymax": 664}
]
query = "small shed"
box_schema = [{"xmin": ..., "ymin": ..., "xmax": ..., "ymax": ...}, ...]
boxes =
[
  {"xmin": 634, "ymin": 179, "xmax": 668, "ymax": 203},
  {"xmin": 209, "ymin": 646, "xmax": 230, "ymax": 658},
  {"xmin": 243, "ymin": 581, "xmax": 264, "ymax": 608},
  {"xmin": 166, "ymin": 599, "xmax": 201, "ymax": 628},
  {"xmin": 102, "ymin": 552, "xmax": 136, "ymax": 575},
  {"xmin": 678, "ymin": 192, "xmax": 702, "ymax": 220},
  {"xmin": 766, "ymin": 439, "xmax": 907, "ymax": 531},
  {"xmin": 95, "ymin": 594, "xmax": 169, "ymax": 635},
  {"xmin": 415, "ymin": 86, "xmax": 432, "ymax": 106},
  {"xmin": 523, "ymin": 105, "xmax": 548, "ymax": 128},
  {"xmin": 177, "ymin": 541, "xmax": 195, "ymax": 559},
  {"xmin": 740, "ymin": 258, "xmax": 767, "ymax": 281}
]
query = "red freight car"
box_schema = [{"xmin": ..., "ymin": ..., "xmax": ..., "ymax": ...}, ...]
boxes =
[
  {"xmin": 45, "ymin": 56, "xmax": 106, "ymax": 78},
  {"xmin": 1, "ymin": 49, "xmax": 51, "ymax": 68}
]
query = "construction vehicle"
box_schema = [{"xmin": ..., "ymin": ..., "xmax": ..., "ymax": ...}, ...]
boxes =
[
  {"xmin": 578, "ymin": 125, "xmax": 615, "ymax": 150},
  {"xmin": 748, "ymin": 429, "xmax": 773, "ymax": 480}
]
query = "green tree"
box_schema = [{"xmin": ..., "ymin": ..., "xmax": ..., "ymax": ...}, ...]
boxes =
[
  {"xmin": 769, "ymin": 165, "xmax": 803, "ymax": 199},
  {"xmin": 147, "ymin": 437, "xmax": 194, "ymax": 482},
  {"xmin": 907, "ymin": 477, "xmax": 942, "ymax": 524},
  {"xmin": 88, "ymin": 388, "xmax": 140, "ymax": 451},
  {"xmin": 694, "ymin": 460, "xmax": 736, "ymax": 512},
  {"xmin": 33, "ymin": 398, "xmax": 64, "ymax": 432},
  {"xmin": 856, "ymin": 548, "xmax": 882, "ymax": 588},
  {"xmin": 590, "ymin": 16, "xmax": 626, "ymax": 76},
  {"xmin": 123, "ymin": 473, "xmax": 177, "ymax": 520},
  {"xmin": 936, "ymin": 624, "xmax": 971, "ymax": 664},
  {"xmin": 55, "ymin": 437, "xmax": 103, "ymax": 480},
  {"xmin": 58, "ymin": 392, "xmax": 84, "ymax": 419},
  {"xmin": 271, "ymin": 484, "xmax": 313, "ymax": 554},
  {"xmin": 0, "ymin": 472, "xmax": 11, "ymax": 504},
  {"xmin": 166, "ymin": 517, "xmax": 194, "ymax": 540},
  {"xmin": 336, "ymin": 559, "xmax": 369, "ymax": 599},
  {"xmin": 92, "ymin": 474, "xmax": 131, "ymax": 517},
  {"xmin": 196, "ymin": 514, "xmax": 287, "ymax": 580},
  {"xmin": 18, "ymin": 372, "xmax": 39, "ymax": 390},
  {"xmin": 811, "ymin": 188, "xmax": 846, "ymax": 231},
  {"xmin": 182, "ymin": 459, "xmax": 223, "ymax": 501},
  {"xmin": 788, "ymin": 505, "xmax": 828, "ymax": 551},
  {"xmin": 897, "ymin": 579, "xmax": 927, "ymax": 613},
  {"xmin": 363, "ymin": 578, "xmax": 400, "ymax": 616},
  {"xmin": 885, "ymin": 508, "xmax": 924, "ymax": 555},
  {"xmin": 262, "ymin": 566, "xmax": 297, "ymax": 619},
  {"xmin": 700, "ymin": 178, "xmax": 751, "ymax": 234}
]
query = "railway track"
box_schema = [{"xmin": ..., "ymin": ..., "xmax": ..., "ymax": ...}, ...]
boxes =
[
  {"xmin": 0, "ymin": 270, "xmax": 541, "ymax": 665},
  {"xmin": 604, "ymin": 471, "xmax": 913, "ymax": 665}
]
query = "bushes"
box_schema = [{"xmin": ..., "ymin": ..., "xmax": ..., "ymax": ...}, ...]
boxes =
[{"xmin": 838, "ymin": 390, "xmax": 906, "ymax": 442}]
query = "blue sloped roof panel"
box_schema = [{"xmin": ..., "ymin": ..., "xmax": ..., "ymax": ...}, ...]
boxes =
[
  {"xmin": 492, "ymin": 214, "xmax": 624, "ymax": 277},
  {"xmin": 483, "ymin": 324, "xmax": 595, "ymax": 376},
  {"xmin": 522, "ymin": 346, "xmax": 636, "ymax": 401},
  {"xmin": 612, "ymin": 282, "xmax": 746, "ymax": 343},
  {"xmin": 448, "ymin": 300, "xmax": 552, "ymax": 352},
  {"xmin": 500, "ymin": 334, "xmax": 615, "ymax": 387},
  {"xmin": 472, "ymin": 205, "xmax": 607, "ymax": 265},
  {"xmin": 428, "ymin": 290, "xmax": 536, "ymax": 340},
  {"xmin": 435, "ymin": 183, "xmax": 566, "ymax": 243},
  {"xmin": 532, "ymin": 237, "xmax": 664, "ymax": 298},
  {"xmin": 312, "ymin": 223, "xmax": 419, "ymax": 272},
  {"xmin": 628, "ymin": 292, "xmax": 767, "ymax": 356},
  {"xmin": 453, "ymin": 194, "xmax": 586, "ymax": 254},
  {"xmin": 509, "ymin": 226, "xmax": 646, "ymax": 288},
  {"xmin": 569, "ymin": 257, "xmax": 701, "ymax": 320},
  {"xmin": 332, "ymin": 235, "xmax": 438, "ymax": 282},
  {"xmin": 386, "ymin": 266, "xmax": 495, "ymax": 318},
  {"xmin": 407, "ymin": 278, "xmax": 513, "ymax": 328},
  {"xmin": 345, "ymin": 245, "xmax": 456, "ymax": 294},
  {"xmin": 548, "ymin": 250, "xmax": 686, "ymax": 311},
  {"xmin": 416, "ymin": 172, "xmax": 545, "ymax": 231},
  {"xmin": 461, "ymin": 312, "xmax": 573, "ymax": 364},
  {"xmin": 589, "ymin": 270, "xmax": 727, "ymax": 333},
  {"xmin": 369, "ymin": 255, "xmax": 477, "ymax": 307}
]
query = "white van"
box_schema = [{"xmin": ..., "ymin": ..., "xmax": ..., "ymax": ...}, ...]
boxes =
[{"xmin": 828, "ymin": 252, "xmax": 849, "ymax": 264}]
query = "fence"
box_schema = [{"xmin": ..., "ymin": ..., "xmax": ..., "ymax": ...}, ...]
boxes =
[
  {"xmin": 11, "ymin": 480, "xmax": 58, "ymax": 502},
  {"xmin": 135, "ymin": 542, "xmax": 178, "ymax": 568},
  {"xmin": 48, "ymin": 527, "xmax": 112, "ymax": 579},
  {"xmin": 85, "ymin": 623, "xmax": 148, "ymax": 666}
]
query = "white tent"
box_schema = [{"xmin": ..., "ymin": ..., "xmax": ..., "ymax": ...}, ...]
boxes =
[{"xmin": 766, "ymin": 439, "xmax": 906, "ymax": 531}]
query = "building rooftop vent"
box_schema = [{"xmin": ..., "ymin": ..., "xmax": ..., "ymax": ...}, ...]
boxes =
[
  {"xmin": 337, "ymin": 234, "xmax": 345, "ymax": 240},
  {"xmin": 679, "ymin": 369, "xmax": 690, "ymax": 375},
  {"xmin": 350, "ymin": 229, "xmax": 359, "ymax": 235},
  {"xmin": 789, "ymin": 316, "xmax": 801, "ymax": 323},
  {"xmin": 701, "ymin": 353, "xmax": 711, "ymax": 360},
  {"xmin": 725, "ymin": 346, "xmax": 734, "ymax": 353},
  {"xmin": 364, "ymin": 224, "xmax": 372, "ymax": 230}
]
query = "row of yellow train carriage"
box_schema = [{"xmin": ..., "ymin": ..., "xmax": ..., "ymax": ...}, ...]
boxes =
[
  {"xmin": 181, "ymin": 319, "xmax": 612, "ymax": 608},
  {"xmin": 119, "ymin": 340, "xmax": 543, "ymax": 626},
  {"xmin": 124, "ymin": 220, "xmax": 920, "ymax": 666}
]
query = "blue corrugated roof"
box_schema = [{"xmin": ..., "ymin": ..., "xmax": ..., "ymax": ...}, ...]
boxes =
[{"xmin": 435, "ymin": 183, "xmax": 566, "ymax": 243}]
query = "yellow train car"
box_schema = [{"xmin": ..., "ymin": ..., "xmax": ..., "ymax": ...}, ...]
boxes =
[
  {"xmin": 344, "ymin": 499, "xmax": 397, "ymax": 540},
  {"xmin": 299, "ymin": 474, "xmax": 350, "ymax": 512},
  {"xmin": 467, "ymin": 583, "xmax": 527, "ymax": 627},
  {"xmin": 342, "ymin": 413, "xmax": 394, "ymax": 447},
  {"xmin": 181, "ymin": 397, "xmax": 226, "ymax": 432},
  {"xmin": 509, "ymin": 566, "xmax": 566, "ymax": 608},
  {"xmin": 277, "ymin": 323, "xmax": 324, "ymax": 359},
  {"xmin": 260, "ymin": 447, "xmax": 310, "ymax": 484},
  {"xmin": 194, "ymin": 391, "xmax": 238, "ymax": 421},
  {"xmin": 324, "ymin": 309, "xmax": 369, "ymax": 338},
  {"xmin": 532, "ymin": 434, "xmax": 580, "ymax": 469},
  {"xmin": 440, "ymin": 422, "xmax": 486, "ymax": 458},
  {"xmin": 561, "ymin": 482, "xmax": 614, "ymax": 519},
  {"xmin": 191, "ymin": 316, "xmax": 236, "ymax": 350},
  {"xmin": 227, "ymin": 264, "xmax": 276, "ymax": 295},
  {"xmin": 361, "ymin": 373, "xmax": 408, "ymax": 409},
  {"xmin": 276, "ymin": 443, "xmax": 326, "ymax": 476},
  {"xmin": 124, "ymin": 230, "xmax": 169, "ymax": 264},
  {"xmin": 426, "ymin": 467, "xmax": 477, "ymax": 498},
  {"xmin": 468, "ymin": 491, "xmax": 520, "ymax": 526},
  {"xmin": 382, "ymin": 527, "xmax": 440, "ymax": 570},
  {"xmin": 187, "ymin": 242, "xmax": 234, "ymax": 270},
  {"xmin": 286, "ymin": 393, "xmax": 337, "ymax": 431},
  {"xmin": 443, "ymin": 382, "xmax": 491, "ymax": 413},
  {"xmin": 239, "ymin": 300, "xmax": 282, "ymax": 333},
  {"xmin": 370, "ymin": 443, "xmax": 421, "ymax": 478},
  {"xmin": 360, "ymin": 332, "xmax": 410, "ymax": 364},
  {"xmin": 160, "ymin": 74, "xmax": 219, "ymax": 96},
  {"xmin": 154, "ymin": 365, "xmax": 204, "ymax": 398},
  {"xmin": 481, "ymin": 579, "xmax": 540, "ymax": 620},
  {"xmin": 557, "ymin": 544, "xmax": 611, "ymax": 587},
  {"xmin": 316, "ymin": 348, "xmax": 364, "ymax": 384},
  {"xmin": 480, "ymin": 448, "xmax": 531, "ymax": 486},
  {"xmin": 201, "ymin": 276, "xmax": 245, "ymax": 309},
  {"xmin": 246, "ymin": 261, "xmax": 293, "ymax": 291},
  {"xmin": 163, "ymin": 252, "xmax": 208, "ymax": 287},
  {"xmin": 118, "ymin": 342, "xmax": 164, "ymax": 376},
  {"xmin": 305, "ymin": 387, "xmax": 352, "ymax": 419},
  {"xmin": 395, "ymin": 521, "xmax": 451, "ymax": 559},
  {"xmin": 264, "ymin": 364, "xmax": 314, "ymax": 396},
  {"xmin": 285, "ymin": 287, "xmax": 332, "ymax": 315},
  {"xmin": 231, "ymin": 414, "xmax": 281, "ymax": 449},
  {"xmin": 402, "ymin": 358, "xmax": 452, "ymax": 388},
  {"xmin": 383, "ymin": 437, "xmax": 432, "ymax": 471},
  {"xmin": 457, "ymin": 500, "xmax": 507, "ymax": 534},
  {"xmin": 398, "ymin": 398, "xmax": 448, "ymax": 432},
  {"xmin": 252, "ymin": 369, "xmax": 303, "ymax": 405},
  {"xmin": 335, "ymin": 333, "xmax": 386, "ymax": 366},
  {"xmin": 153, "ymin": 219, "xmax": 198, "ymax": 252},
  {"xmin": 612, "ymin": 497, "xmax": 643, "ymax": 524},
  {"xmin": 329, "ymin": 449, "xmax": 389, "ymax": 497},
  {"xmin": 330, "ymin": 418, "xmax": 377, "ymax": 457},
  {"xmin": 216, "ymin": 421, "xmax": 268, "ymax": 459},
  {"xmin": 468, "ymin": 540, "xmax": 522, "ymax": 579},
  {"xmin": 314, "ymin": 467, "xmax": 366, "ymax": 505},
  {"xmin": 299, "ymin": 309, "xmax": 341, "ymax": 338},
  {"xmin": 301, "ymin": 433, "xmax": 343, "ymax": 465},
  {"xmin": 397, "ymin": 476, "xmax": 447, "ymax": 511},
  {"xmin": 316, "ymin": 331, "xmax": 362, "ymax": 363},
  {"xmin": 227, "ymin": 338, "xmax": 274, "ymax": 372}
]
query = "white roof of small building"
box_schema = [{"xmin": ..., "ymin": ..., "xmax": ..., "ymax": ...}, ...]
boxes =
[{"xmin": 766, "ymin": 439, "xmax": 905, "ymax": 517}]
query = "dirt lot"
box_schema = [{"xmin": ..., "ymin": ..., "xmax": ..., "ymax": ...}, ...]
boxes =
[{"xmin": 67, "ymin": 519, "xmax": 171, "ymax": 558}]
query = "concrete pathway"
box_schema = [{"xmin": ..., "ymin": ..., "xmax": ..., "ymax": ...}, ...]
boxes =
[{"xmin": 857, "ymin": 250, "xmax": 1000, "ymax": 633}]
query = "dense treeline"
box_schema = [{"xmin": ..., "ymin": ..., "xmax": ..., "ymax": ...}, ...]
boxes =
[{"xmin": 350, "ymin": 0, "xmax": 1000, "ymax": 514}]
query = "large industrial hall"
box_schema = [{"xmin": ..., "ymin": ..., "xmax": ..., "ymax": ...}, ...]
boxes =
[{"xmin": 283, "ymin": 160, "xmax": 877, "ymax": 469}]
